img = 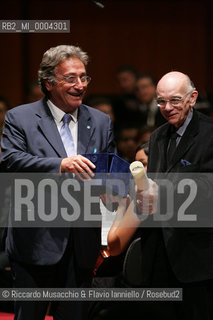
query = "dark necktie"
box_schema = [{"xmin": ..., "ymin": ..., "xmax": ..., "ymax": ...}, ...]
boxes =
[
  {"xmin": 167, "ymin": 131, "xmax": 179, "ymax": 165},
  {"xmin": 60, "ymin": 114, "xmax": 75, "ymax": 157}
]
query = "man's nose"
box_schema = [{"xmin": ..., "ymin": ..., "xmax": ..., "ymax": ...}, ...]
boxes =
[
  {"xmin": 164, "ymin": 100, "xmax": 173, "ymax": 111},
  {"xmin": 73, "ymin": 78, "xmax": 85, "ymax": 89}
]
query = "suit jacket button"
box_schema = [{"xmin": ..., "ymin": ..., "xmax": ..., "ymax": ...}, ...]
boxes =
[{"xmin": 92, "ymin": 155, "xmax": 97, "ymax": 163}]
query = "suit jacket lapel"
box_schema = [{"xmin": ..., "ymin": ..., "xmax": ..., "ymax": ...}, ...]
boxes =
[
  {"xmin": 156, "ymin": 125, "xmax": 170, "ymax": 173},
  {"xmin": 36, "ymin": 99, "xmax": 67, "ymax": 157},
  {"xmin": 167, "ymin": 109, "xmax": 199, "ymax": 172},
  {"xmin": 77, "ymin": 104, "xmax": 94, "ymax": 154}
]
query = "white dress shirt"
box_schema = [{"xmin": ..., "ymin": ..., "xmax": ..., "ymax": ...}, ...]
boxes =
[{"xmin": 47, "ymin": 99, "xmax": 78, "ymax": 155}]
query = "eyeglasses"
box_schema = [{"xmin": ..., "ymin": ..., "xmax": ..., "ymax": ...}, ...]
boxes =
[
  {"xmin": 157, "ymin": 90, "xmax": 193, "ymax": 108},
  {"xmin": 56, "ymin": 75, "xmax": 91, "ymax": 85}
]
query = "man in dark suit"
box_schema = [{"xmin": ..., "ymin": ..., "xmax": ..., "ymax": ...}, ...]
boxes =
[
  {"xmin": 137, "ymin": 71, "xmax": 213, "ymax": 319},
  {"xmin": 1, "ymin": 45, "xmax": 116, "ymax": 320}
]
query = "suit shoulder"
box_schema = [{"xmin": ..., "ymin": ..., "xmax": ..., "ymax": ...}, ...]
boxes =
[
  {"xmin": 150, "ymin": 122, "xmax": 169, "ymax": 139},
  {"xmin": 6, "ymin": 100, "xmax": 44, "ymax": 116},
  {"xmin": 81, "ymin": 104, "xmax": 111, "ymax": 120}
]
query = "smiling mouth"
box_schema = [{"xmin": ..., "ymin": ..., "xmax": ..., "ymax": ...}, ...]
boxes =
[
  {"xmin": 168, "ymin": 113, "xmax": 177, "ymax": 118},
  {"xmin": 67, "ymin": 92, "xmax": 84, "ymax": 99}
]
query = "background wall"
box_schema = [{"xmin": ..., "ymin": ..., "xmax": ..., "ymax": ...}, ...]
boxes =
[{"xmin": 1, "ymin": 0, "xmax": 213, "ymax": 107}]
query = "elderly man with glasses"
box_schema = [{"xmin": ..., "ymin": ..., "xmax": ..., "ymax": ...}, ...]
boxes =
[
  {"xmin": 1, "ymin": 45, "xmax": 116, "ymax": 320},
  {"xmin": 135, "ymin": 71, "xmax": 213, "ymax": 320}
]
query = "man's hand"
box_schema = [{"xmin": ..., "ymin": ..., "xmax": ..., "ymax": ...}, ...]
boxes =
[
  {"xmin": 136, "ymin": 178, "xmax": 158, "ymax": 215},
  {"xmin": 60, "ymin": 155, "xmax": 96, "ymax": 181}
]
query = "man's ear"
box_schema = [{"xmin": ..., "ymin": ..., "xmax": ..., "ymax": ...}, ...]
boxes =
[
  {"xmin": 190, "ymin": 90, "xmax": 198, "ymax": 107},
  {"xmin": 45, "ymin": 79, "xmax": 53, "ymax": 92}
]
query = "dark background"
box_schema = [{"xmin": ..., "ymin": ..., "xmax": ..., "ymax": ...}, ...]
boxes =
[{"xmin": 1, "ymin": 0, "xmax": 213, "ymax": 107}]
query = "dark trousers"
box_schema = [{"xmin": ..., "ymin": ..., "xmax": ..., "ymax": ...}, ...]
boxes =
[
  {"xmin": 10, "ymin": 240, "xmax": 93, "ymax": 320},
  {"xmin": 145, "ymin": 230, "xmax": 213, "ymax": 320},
  {"xmin": 89, "ymin": 230, "xmax": 213, "ymax": 320}
]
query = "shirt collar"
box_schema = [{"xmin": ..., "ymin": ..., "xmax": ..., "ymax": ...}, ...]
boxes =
[
  {"xmin": 47, "ymin": 99, "xmax": 78, "ymax": 124},
  {"xmin": 176, "ymin": 108, "xmax": 193, "ymax": 137}
]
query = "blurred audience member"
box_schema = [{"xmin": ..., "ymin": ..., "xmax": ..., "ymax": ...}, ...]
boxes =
[
  {"xmin": 136, "ymin": 73, "xmax": 156, "ymax": 105},
  {"xmin": 116, "ymin": 126, "xmax": 139, "ymax": 163},
  {"xmin": 0, "ymin": 96, "xmax": 8, "ymax": 141},
  {"xmin": 137, "ymin": 125, "xmax": 155, "ymax": 145},
  {"xmin": 114, "ymin": 65, "xmax": 141, "ymax": 127},
  {"xmin": 87, "ymin": 96, "xmax": 115, "ymax": 124},
  {"xmin": 135, "ymin": 73, "xmax": 165, "ymax": 127},
  {"xmin": 116, "ymin": 65, "xmax": 138, "ymax": 95},
  {"xmin": 135, "ymin": 142, "xmax": 149, "ymax": 172},
  {"xmin": 26, "ymin": 80, "xmax": 44, "ymax": 103},
  {"xmin": 194, "ymin": 92, "xmax": 212, "ymax": 116}
]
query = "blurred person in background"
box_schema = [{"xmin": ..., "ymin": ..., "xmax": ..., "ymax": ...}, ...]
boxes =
[
  {"xmin": 135, "ymin": 142, "xmax": 149, "ymax": 172},
  {"xmin": 116, "ymin": 65, "xmax": 138, "ymax": 96},
  {"xmin": 26, "ymin": 80, "xmax": 44, "ymax": 103},
  {"xmin": 0, "ymin": 96, "xmax": 8, "ymax": 141},
  {"xmin": 137, "ymin": 125, "xmax": 155, "ymax": 145},
  {"xmin": 135, "ymin": 73, "xmax": 165, "ymax": 127},
  {"xmin": 87, "ymin": 95, "xmax": 115, "ymax": 124},
  {"xmin": 114, "ymin": 65, "xmax": 141, "ymax": 127},
  {"xmin": 193, "ymin": 91, "xmax": 213, "ymax": 117},
  {"xmin": 116, "ymin": 126, "xmax": 139, "ymax": 163}
]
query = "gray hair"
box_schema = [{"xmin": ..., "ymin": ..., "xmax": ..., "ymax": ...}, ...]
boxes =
[
  {"xmin": 186, "ymin": 76, "xmax": 196, "ymax": 92},
  {"xmin": 38, "ymin": 45, "xmax": 89, "ymax": 97}
]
